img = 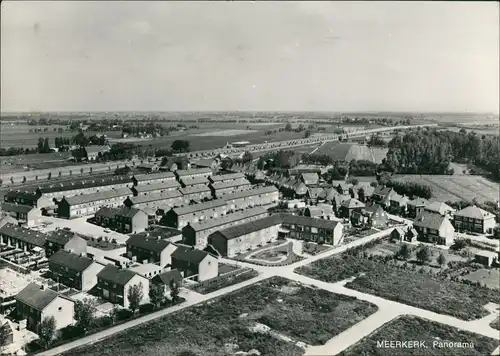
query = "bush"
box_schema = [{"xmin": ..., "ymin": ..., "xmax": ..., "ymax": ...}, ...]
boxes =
[{"xmin": 139, "ymin": 303, "xmax": 155, "ymax": 314}]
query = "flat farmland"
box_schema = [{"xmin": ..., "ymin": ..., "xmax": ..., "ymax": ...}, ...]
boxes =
[
  {"xmin": 315, "ymin": 142, "xmax": 388, "ymax": 163},
  {"xmin": 391, "ymin": 175, "xmax": 499, "ymax": 203},
  {"xmin": 338, "ymin": 315, "xmax": 499, "ymax": 356},
  {"xmin": 252, "ymin": 144, "xmax": 321, "ymax": 159}
]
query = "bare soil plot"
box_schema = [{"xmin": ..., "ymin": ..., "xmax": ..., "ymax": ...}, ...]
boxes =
[
  {"xmin": 316, "ymin": 142, "xmax": 388, "ymax": 163},
  {"xmin": 338, "ymin": 315, "xmax": 499, "ymax": 356}
]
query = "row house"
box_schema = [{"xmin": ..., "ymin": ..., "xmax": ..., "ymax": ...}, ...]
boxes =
[
  {"xmin": 136, "ymin": 163, "xmax": 160, "ymax": 173},
  {"xmin": 162, "ymin": 200, "xmax": 228, "ymax": 229},
  {"xmin": 16, "ymin": 283, "xmax": 74, "ymax": 334},
  {"xmin": 453, "ymin": 205, "xmax": 496, "ymax": 234},
  {"xmin": 96, "ymin": 264, "xmax": 150, "ymax": 309},
  {"xmin": 178, "ymin": 186, "xmax": 212, "ymax": 204},
  {"xmin": 208, "ymin": 172, "xmax": 246, "ymax": 184},
  {"xmin": 223, "ymin": 186, "xmax": 279, "ymax": 211},
  {"xmin": 94, "ymin": 207, "xmax": 119, "ymax": 226},
  {"xmin": 174, "ymin": 168, "xmax": 212, "ymax": 181},
  {"xmin": 0, "ymin": 202, "xmax": 41, "ymax": 227},
  {"xmin": 36, "ymin": 176, "xmax": 132, "ymax": 201},
  {"xmin": 114, "ymin": 207, "xmax": 149, "ymax": 234},
  {"xmin": 182, "ymin": 206, "xmax": 269, "ymax": 248},
  {"xmin": 209, "ymin": 179, "xmax": 252, "ymax": 198},
  {"xmin": 412, "ymin": 211, "xmax": 455, "ymax": 245},
  {"xmin": 132, "ymin": 172, "xmax": 176, "ymax": 186},
  {"xmin": 179, "ymin": 177, "xmax": 208, "ymax": 189},
  {"xmin": 130, "ymin": 180, "xmax": 181, "ymax": 196},
  {"xmin": 170, "ymin": 246, "xmax": 218, "ymax": 282},
  {"xmin": 0, "ymin": 223, "xmax": 46, "ymax": 251},
  {"xmin": 280, "ymin": 214, "xmax": 344, "ymax": 245},
  {"xmin": 300, "ymin": 173, "xmax": 320, "ymax": 186},
  {"xmin": 123, "ymin": 190, "xmax": 183, "ymax": 212},
  {"xmin": 126, "ymin": 233, "xmax": 178, "ymax": 267},
  {"xmin": 45, "ymin": 229, "xmax": 87, "ymax": 258},
  {"xmin": 57, "ymin": 188, "xmax": 131, "ymax": 218},
  {"xmin": 3, "ymin": 190, "xmax": 50, "ymax": 209},
  {"xmin": 208, "ymin": 215, "xmax": 282, "ymax": 258},
  {"xmin": 48, "ymin": 250, "xmax": 106, "ymax": 291},
  {"xmin": 406, "ymin": 198, "xmax": 428, "ymax": 218}
]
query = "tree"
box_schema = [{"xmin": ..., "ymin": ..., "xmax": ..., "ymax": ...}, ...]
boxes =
[
  {"xmin": 22, "ymin": 176, "xmax": 27, "ymax": 183},
  {"xmin": 80, "ymin": 168, "xmax": 84, "ymax": 175},
  {"xmin": 43, "ymin": 138, "xmax": 50, "ymax": 153},
  {"xmin": 493, "ymin": 225, "xmax": 500, "ymax": 239},
  {"xmin": 0, "ymin": 322, "xmax": 9, "ymax": 348},
  {"xmin": 10, "ymin": 177, "xmax": 14, "ymax": 184},
  {"xmin": 149, "ymin": 284, "xmax": 165, "ymax": 308},
  {"xmin": 89, "ymin": 167, "xmax": 93, "ymax": 174},
  {"xmin": 47, "ymin": 172, "xmax": 52, "ymax": 180},
  {"xmin": 241, "ymin": 151, "xmax": 253, "ymax": 163},
  {"xmin": 38, "ymin": 316, "xmax": 56, "ymax": 349},
  {"xmin": 397, "ymin": 244, "xmax": 411, "ymax": 260},
  {"xmin": 74, "ymin": 298, "xmax": 95, "ymax": 332},
  {"xmin": 304, "ymin": 130, "xmax": 311, "ymax": 138},
  {"xmin": 171, "ymin": 140, "xmax": 190, "ymax": 153},
  {"xmin": 437, "ymin": 252, "xmax": 446, "ymax": 267},
  {"xmin": 416, "ymin": 245, "xmax": 432, "ymax": 265},
  {"xmin": 69, "ymin": 170, "xmax": 72, "ymax": 176},
  {"xmin": 58, "ymin": 171, "xmax": 62, "ymax": 177},
  {"xmin": 284, "ymin": 122, "xmax": 292, "ymax": 132},
  {"xmin": 127, "ymin": 283, "xmax": 144, "ymax": 313},
  {"xmin": 0, "ymin": 178, "xmax": 2, "ymax": 186},
  {"xmin": 357, "ymin": 187, "xmax": 365, "ymax": 202},
  {"xmin": 169, "ymin": 279, "xmax": 180, "ymax": 302}
]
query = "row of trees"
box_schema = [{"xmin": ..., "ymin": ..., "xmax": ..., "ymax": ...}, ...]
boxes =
[{"xmin": 256, "ymin": 150, "xmax": 300, "ymax": 170}]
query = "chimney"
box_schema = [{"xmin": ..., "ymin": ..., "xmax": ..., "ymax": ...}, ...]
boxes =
[
  {"xmin": 40, "ymin": 285, "xmax": 45, "ymax": 290},
  {"xmin": 191, "ymin": 245, "xmax": 195, "ymax": 250}
]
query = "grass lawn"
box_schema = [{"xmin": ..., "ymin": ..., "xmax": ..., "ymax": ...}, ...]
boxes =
[
  {"xmin": 464, "ymin": 268, "xmax": 500, "ymax": 289},
  {"xmin": 490, "ymin": 317, "xmax": 499, "ymax": 331},
  {"xmin": 338, "ymin": 315, "xmax": 499, "ymax": 356},
  {"xmin": 296, "ymin": 255, "xmax": 500, "ymax": 320},
  {"xmin": 64, "ymin": 277, "xmax": 378, "ymax": 356},
  {"xmin": 195, "ymin": 269, "xmax": 259, "ymax": 295}
]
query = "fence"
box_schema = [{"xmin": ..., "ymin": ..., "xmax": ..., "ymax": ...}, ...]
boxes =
[{"xmin": 188, "ymin": 268, "xmax": 256, "ymax": 292}]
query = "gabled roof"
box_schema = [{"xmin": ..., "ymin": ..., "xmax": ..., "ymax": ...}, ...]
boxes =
[
  {"xmin": 125, "ymin": 190, "xmax": 183, "ymax": 205},
  {"xmin": 16, "ymin": 283, "xmax": 72, "ymax": 311},
  {"xmin": 154, "ymin": 269, "xmax": 183, "ymax": 285},
  {"xmin": 171, "ymin": 199, "xmax": 227, "ymax": 216},
  {"xmin": 4, "ymin": 190, "xmax": 41, "ymax": 201},
  {"xmin": 171, "ymin": 246, "xmax": 212, "ymax": 264},
  {"xmin": 45, "ymin": 229, "xmax": 80, "ymax": 245},
  {"xmin": 318, "ymin": 187, "xmax": 340, "ymax": 201},
  {"xmin": 372, "ymin": 186, "xmax": 395, "ymax": 198},
  {"xmin": 424, "ymin": 201, "xmax": 454, "ymax": 215},
  {"xmin": 413, "ymin": 211, "xmax": 450, "ymax": 230},
  {"xmin": 280, "ymin": 214, "xmax": 342, "ymax": 230},
  {"xmin": 97, "ymin": 264, "xmax": 139, "ymax": 286},
  {"xmin": 48, "ymin": 250, "xmax": 94, "ymax": 272},
  {"xmin": 390, "ymin": 193, "xmax": 409, "ymax": 204},
  {"xmin": 95, "ymin": 206, "xmax": 119, "ymax": 218},
  {"xmin": 126, "ymin": 234, "xmax": 174, "ymax": 253},
  {"xmin": 0, "ymin": 223, "xmax": 46, "ymax": 247},
  {"xmin": 363, "ymin": 203, "xmax": 385, "ymax": 215},
  {"xmin": 211, "ymin": 215, "xmax": 282, "ymax": 240},
  {"xmin": 210, "ymin": 179, "xmax": 251, "ymax": 191},
  {"xmin": 132, "ymin": 180, "xmax": 180, "ymax": 193},
  {"xmin": 175, "ymin": 168, "xmax": 212, "ymax": 177},
  {"xmin": 133, "ymin": 172, "xmax": 175, "ymax": 183},
  {"xmin": 181, "ymin": 177, "xmax": 208, "ymax": 187},
  {"xmin": 223, "ymin": 186, "xmax": 278, "ymax": 201},
  {"xmin": 1, "ymin": 202, "xmax": 36, "ymax": 214},
  {"xmin": 336, "ymin": 182, "xmax": 353, "ymax": 191},
  {"xmin": 307, "ymin": 187, "xmax": 324, "ymax": 199},
  {"xmin": 295, "ymin": 183, "xmax": 308, "ymax": 195},
  {"xmin": 301, "ymin": 173, "xmax": 319, "ymax": 185},
  {"xmin": 455, "ymin": 205, "xmax": 495, "ymax": 220},
  {"xmin": 407, "ymin": 197, "xmax": 428, "ymax": 207},
  {"xmin": 84, "ymin": 145, "xmax": 110, "ymax": 154},
  {"xmin": 186, "ymin": 206, "xmax": 268, "ymax": 232},
  {"xmin": 114, "ymin": 206, "xmax": 145, "ymax": 219},
  {"xmin": 209, "ymin": 172, "xmax": 245, "ymax": 183},
  {"xmin": 62, "ymin": 188, "xmax": 131, "ymax": 206},
  {"xmin": 341, "ymin": 198, "xmax": 365, "ymax": 209},
  {"xmin": 37, "ymin": 175, "xmax": 132, "ymax": 194},
  {"xmin": 178, "ymin": 185, "xmax": 211, "ymax": 196}
]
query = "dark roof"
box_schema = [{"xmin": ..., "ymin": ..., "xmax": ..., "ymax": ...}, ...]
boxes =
[
  {"xmin": 280, "ymin": 214, "xmax": 342, "ymax": 230},
  {"xmin": 407, "ymin": 197, "xmax": 428, "ymax": 207},
  {"xmin": 37, "ymin": 176, "xmax": 132, "ymax": 194},
  {"xmin": 114, "ymin": 206, "xmax": 144, "ymax": 219},
  {"xmin": 16, "ymin": 283, "xmax": 70, "ymax": 311},
  {"xmin": 413, "ymin": 211, "xmax": 449, "ymax": 230},
  {"xmin": 126, "ymin": 234, "xmax": 173, "ymax": 253},
  {"xmin": 212, "ymin": 215, "xmax": 282, "ymax": 240},
  {"xmin": 175, "ymin": 168, "xmax": 212, "ymax": 177},
  {"xmin": 209, "ymin": 172, "xmax": 245, "ymax": 183},
  {"xmin": 129, "ymin": 227, "xmax": 181, "ymax": 240},
  {"xmin": 4, "ymin": 190, "xmax": 41, "ymax": 201},
  {"xmin": 372, "ymin": 186, "xmax": 394, "ymax": 198},
  {"xmin": 48, "ymin": 250, "xmax": 94, "ymax": 272},
  {"xmin": 363, "ymin": 203, "xmax": 385, "ymax": 215},
  {"xmin": 171, "ymin": 246, "xmax": 211, "ymax": 264},
  {"xmin": 126, "ymin": 190, "xmax": 182, "ymax": 205},
  {"xmin": 178, "ymin": 185, "xmax": 211, "ymax": 196},
  {"xmin": 154, "ymin": 269, "xmax": 182, "ymax": 285},
  {"xmin": 181, "ymin": 177, "xmax": 208, "ymax": 187},
  {"xmin": 171, "ymin": 199, "xmax": 227, "ymax": 216},
  {"xmin": 455, "ymin": 205, "xmax": 495, "ymax": 220},
  {"xmin": 341, "ymin": 198, "xmax": 365, "ymax": 209},
  {"xmin": 0, "ymin": 223, "xmax": 46, "ymax": 247},
  {"xmin": 45, "ymin": 229, "xmax": 79, "ymax": 245},
  {"xmin": 1, "ymin": 202, "xmax": 35, "ymax": 214},
  {"xmin": 63, "ymin": 188, "xmax": 131, "ymax": 206},
  {"xmin": 133, "ymin": 172, "xmax": 175, "ymax": 182},
  {"xmin": 97, "ymin": 264, "xmax": 139, "ymax": 286},
  {"xmin": 84, "ymin": 145, "xmax": 110, "ymax": 154},
  {"xmin": 95, "ymin": 206, "xmax": 119, "ymax": 218}
]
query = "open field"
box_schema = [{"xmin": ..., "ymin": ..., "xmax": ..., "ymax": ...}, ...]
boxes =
[
  {"xmin": 194, "ymin": 129, "xmax": 257, "ymax": 137},
  {"xmin": 464, "ymin": 269, "xmax": 500, "ymax": 289},
  {"xmin": 338, "ymin": 315, "xmax": 499, "ymax": 356},
  {"xmin": 392, "ymin": 174, "xmax": 499, "ymax": 203},
  {"xmin": 315, "ymin": 142, "xmax": 388, "ymax": 163},
  {"xmin": 63, "ymin": 277, "xmax": 378, "ymax": 356},
  {"xmin": 296, "ymin": 254, "xmax": 500, "ymax": 320}
]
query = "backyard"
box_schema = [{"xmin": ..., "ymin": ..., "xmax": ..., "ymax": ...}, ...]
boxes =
[
  {"xmin": 338, "ymin": 315, "xmax": 499, "ymax": 356},
  {"xmin": 237, "ymin": 241, "xmax": 304, "ymax": 266},
  {"xmin": 63, "ymin": 277, "xmax": 378, "ymax": 356}
]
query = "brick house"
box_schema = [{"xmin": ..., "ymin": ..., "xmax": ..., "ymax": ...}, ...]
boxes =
[
  {"xmin": 132, "ymin": 172, "xmax": 176, "ymax": 186},
  {"xmin": 174, "ymin": 168, "xmax": 212, "ymax": 181},
  {"xmin": 389, "ymin": 194, "xmax": 409, "ymax": 215},
  {"xmin": 0, "ymin": 223, "xmax": 46, "ymax": 251},
  {"xmin": 339, "ymin": 198, "xmax": 366, "ymax": 219},
  {"xmin": 209, "ymin": 179, "xmax": 252, "ymax": 198},
  {"xmin": 130, "ymin": 180, "xmax": 181, "ymax": 196},
  {"xmin": 94, "ymin": 207, "xmax": 119, "ymax": 227},
  {"xmin": 48, "ymin": 250, "xmax": 105, "ymax": 291},
  {"xmin": 151, "ymin": 269, "xmax": 183, "ymax": 296},
  {"xmin": 163, "ymin": 200, "xmax": 228, "ymax": 229},
  {"xmin": 413, "ymin": 211, "xmax": 455, "ymax": 245},
  {"xmin": 84, "ymin": 145, "xmax": 110, "ymax": 161},
  {"xmin": 353, "ymin": 203, "xmax": 388, "ymax": 227},
  {"xmin": 178, "ymin": 186, "xmax": 212, "ymax": 205},
  {"xmin": 424, "ymin": 201, "xmax": 455, "ymax": 217},
  {"xmin": 453, "ymin": 205, "xmax": 497, "ymax": 234},
  {"xmin": 123, "ymin": 190, "xmax": 183, "ymax": 212},
  {"xmin": 114, "ymin": 207, "xmax": 149, "ymax": 234},
  {"xmin": 170, "ymin": 246, "xmax": 218, "ymax": 282},
  {"xmin": 407, "ymin": 198, "xmax": 428, "ymax": 218},
  {"xmin": 280, "ymin": 214, "xmax": 344, "ymax": 245},
  {"xmin": 208, "ymin": 172, "xmax": 246, "ymax": 184},
  {"xmin": 57, "ymin": 188, "xmax": 131, "ymax": 218},
  {"xmin": 303, "ymin": 204, "xmax": 336, "ymax": 220},
  {"xmin": 3, "ymin": 190, "xmax": 51, "ymax": 209},
  {"xmin": 0, "ymin": 202, "xmax": 42, "ymax": 227},
  {"xmin": 126, "ymin": 233, "xmax": 178, "ymax": 267},
  {"xmin": 371, "ymin": 186, "xmax": 396, "ymax": 208},
  {"xmin": 223, "ymin": 186, "xmax": 279, "ymax": 211},
  {"xmin": 180, "ymin": 177, "xmax": 208, "ymax": 189},
  {"xmin": 45, "ymin": 230, "xmax": 87, "ymax": 258}
]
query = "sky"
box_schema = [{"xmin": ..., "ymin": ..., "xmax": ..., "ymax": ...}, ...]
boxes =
[{"xmin": 1, "ymin": 1, "xmax": 498, "ymax": 113}]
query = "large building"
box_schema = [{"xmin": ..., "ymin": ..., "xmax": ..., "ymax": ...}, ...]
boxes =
[
  {"xmin": 0, "ymin": 223, "xmax": 46, "ymax": 251},
  {"xmin": 280, "ymin": 214, "xmax": 344, "ymax": 245},
  {"xmin": 132, "ymin": 172, "xmax": 176, "ymax": 186},
  {"xmin": 208, "ymin": 215, "xmax": 282, "ymax": 257},
  {"xmin": 57, "ymin": 188, "xmax": 131, "ymax": 218},
  {"xmin": 182, "ymin": 206, "xmax": 269, "ymax": 248},
  {"xmin": 453, "ymin": 205, "xmax": 496, "ymax": 234},
  {"xmin": 163, "ymin": 200, "xmax": 228, "ymax": 229},
  {"xmin": 123, "ymin": 190, "xmax": 183, "ymax": 212},
  {"xmin": 209, "ymin": 179, "xmax": 252, "ymax": 198},
  {"xmin": 126, "ymin": 233, "xmax": 178, "ymax": 267},
  {"xmin": 208, "ymin": 172, "xmax": 246, "ymax": 184},
  {"xmin": 179, "ymin": 177, "xmax": 208, "ymax": 189},
  {"xmin": 413, "ymin": 211, "xmax": 455, "ymax": 245},
  {"xmin": 3, "ymin": 190, "xmax": 50, "ymax": 209},
  {"xmin": 175, "ymin": 168, "xmax": 212, "ymax": 181},
  {"xmin": 130, "ymin": 180, "xmax": 181, "ymax": 196},
  {"xmin": 45, "ymin": 230, "xmax": 87, "ymax": 257},
  {"xmin": 114, "ymin": 207, "xmax": 149, "ymax": 234},
  {"xmin": 178, "ymin": 186, "xmax": 212, "ymax": 204},
  {"xmin": 170, "ymin": 246, "xmax": 218, "ymax": 281},
  {"xmin": 223, "ymin": 186, "xmax": 279, "ymax": 211}
]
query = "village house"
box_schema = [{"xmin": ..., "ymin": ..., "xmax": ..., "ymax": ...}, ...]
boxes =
[
  {"xmin": 280, "ymin": 214, "xmax": 344, "ymax": 245},
  {"xmin": 113, "ymin": 207, "xmax": 149, "ymax": 234},
  {"xmin": 209, "ymin": 179, "xmax": 252, "ymax": 198},
  {"xmin": 132, "ymin": 172, "xmax": 176, "ymax": 186},
  {"xmin": 128, "ymin": 263, "xmax": 163, "ymax": 279},
  {"xmin": 363, "ymin": 203, "xmax": 389, "ymax": 227},
  {"xmin": 136, "ymin": 163, "xmax": 160, "ymax": 173},
  {"xmin": 453, "ymin": 205, "xmax": 497, "ymax": 234},
  {"xmin": 126, "ymin": 233, "xmax": 178, "ymax": 267},
  {"xmin": 339, "ymin": 198, "xmax": 366, "ymax": 219},
  {"xmin": 161, "ymin": 158, "xmax": 179, "ymax": 172},
  {"xmin": 335, "ymin": 183, "xmax": 353, "ymax": 196},
  {"xmin": 317, "ymin": 187, "xmax": 340, "ymax": 204},
  {"xmin": 96, "ymin": 264, "xmax": 150, "ymax": 308},
  {"xmin": 407, "ymin": 198, "xmax": 428, "ymax": 218},
  {"xmin": 84, "ymin": 145, "xmax": 110, "ymax": 161},
  {"xmin": 305, "ymin": 187, "xmax": 324, "ymax": 203},
  {"xmin": 371, "ymin": 186, "xmax": 396, "ymax": 208},
  {"xmin": 0, "ymin": 202, "xmax": 42, "ymax": 227},
  {"xmin": 178, "ymin": 186, "xmax": 212, "ymax": 204},
  {"xmin": 208, "ymin": 215, "xmax": 282, "ymax": 257},
  {"xmin": 391, "ymin": 226, "xmax": 418, "ymax": 243},
  {"xmin": 123, "ymin": 190, "xmax": 183, "ymax": 212},
  {"xmin": 162, "ymin": 200, "xmax": 228, "ymax": 229},
  {"xmin": 48, "ymin": 250, "xmax": 106, "ymax": 291},
  {"xmin": 45, "ymin": 229, "xmax": 87, "ymax": 257},
  {"xmin": 223, "ymin": 186, "xmax": 279, "ymax": 211},
  {"xmin": 130, "ymin": 180, "xmax": 180, "ymax": 196},
  {"xmin": 424, "ymin": 201, "xmax": 455, "ymax": 217},
  {"xmin": 151, "ymin": 269, "xmax": 183, "ymax": 296},
  {"xmin": 57, "ymin": 188, "xmax": 131, "ymax": 218},
  {"xmin": 389, "ymin": 193, "xmax": 409, "ymax": 215},
  {"xmin": 170, "ymin": 246, "xmax": 218, "ymax": 281},
  {"xmin": 332, "ymin": 194, "xmax": 352, "ymax": 215},
  {"xmin": 301, "ymin": 173, "xmax": 319, "ymax": 186},
  {"xmin": 94, "ymin": 206, "xmax": 119, "ymax": 227},
  {"xmin": 303, "ymin": 204, "xmax": 336, "ymax": 220},
  {"xmin": 0, "ymin": 223, "xmax": 46, "ymax": 251},
  {"xmin": 182, "ymin": 206, "xmax": 269, "ymax": 248},
  {"xmin": 16, "ymin": 283, "xmax": 75, "ymax": 333},
  {"xmin": 413, "ymin": 211, "xmax": 455, "ymax": 245},
  {"xmin": 174, "ymin": 168, "xmax": 212, "ymax": 181},
  {"xmin": 179, "ymin": 177, "xmax": 208, "ymax": 189},
  {"xmin": 352, "ymin": 184, "xmax": 374, "ymax": 202},
  {"xmin": 36, "ymin": 176, "xmax": 132, "ymax": 201},
  {"xmin": 3, "ymin": 190, "xmax": 51, "ymax": 209}
]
